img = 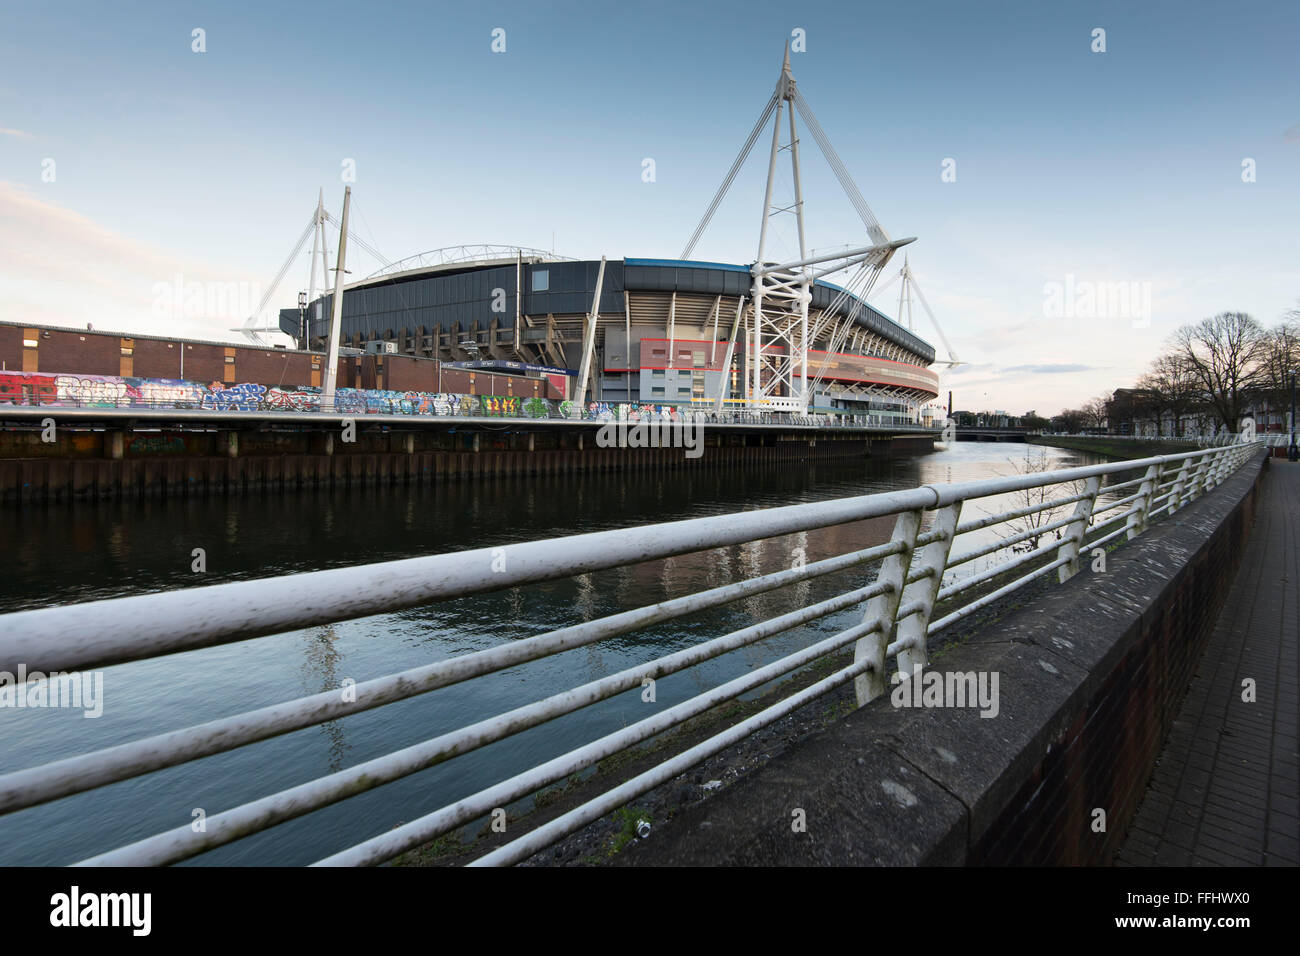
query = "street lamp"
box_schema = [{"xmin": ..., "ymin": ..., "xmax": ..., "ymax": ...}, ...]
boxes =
[{"xmin": 1288, "ymin": 371, "xmax": 1297, "ymax": 462}]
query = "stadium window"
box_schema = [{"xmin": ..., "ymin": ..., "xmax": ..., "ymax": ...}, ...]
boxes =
[{"xmin": 531, "ymin": 269, "xmax": 549, "ymax": 292}]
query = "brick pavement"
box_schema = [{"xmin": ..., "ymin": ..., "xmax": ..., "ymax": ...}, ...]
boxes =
[{"xmin": 1116, "ymin": 459, "xmax": 1299, "ymax": 866}]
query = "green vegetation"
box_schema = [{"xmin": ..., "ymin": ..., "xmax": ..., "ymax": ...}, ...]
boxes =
[
  {"xmin": 1027, "ymin": 435, "xmax": 1198, "ymax": 460},
  {"xmin": 533, "ymin": 772, "xmax": 586, "ymax": 810},
  {"xmin": 608, "ymin": 806, "xmax": 652, "ymax": 856},
  {"xmin": 391, "ymin": 828, "xmax": 466, "ymax": 865}
]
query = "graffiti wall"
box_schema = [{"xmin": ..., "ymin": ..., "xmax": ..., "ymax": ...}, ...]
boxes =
[{"xmin": 0, "ymin": 370, "xmax": 704, "ymax": 424}]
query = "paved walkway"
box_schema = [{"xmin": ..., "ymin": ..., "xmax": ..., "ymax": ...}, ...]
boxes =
[{"xmin": 1116, "ymin": 457, "xmax": 1299, "ymax": 866}]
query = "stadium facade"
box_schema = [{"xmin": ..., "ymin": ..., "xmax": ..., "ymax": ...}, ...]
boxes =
[
  {"xmin": 276, "ymin": 53, "xmax": 947, "ymax": 424},
  {"xmin": 280, "ymin": 249, "xmax": 940, "ymax": 422}
]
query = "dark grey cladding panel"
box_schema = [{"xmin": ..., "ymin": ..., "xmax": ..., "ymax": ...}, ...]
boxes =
[
  {"xmin": 304, "ymin": 257, "xmax": 933, "ymax": 362},
  {"xmin": 522, "ymin": 260, "xmax": 625, "ymax": 315},
  {"xmin": 624, "ymin": 263, "xmax": 747, "ymax": 297},
  {"xmin": 309, "ymin": 262, "xmax": 527, "ymax": 338},
  {"xmin": 809, "ymin": 283, "xmax": 935, "ymax": 362}
]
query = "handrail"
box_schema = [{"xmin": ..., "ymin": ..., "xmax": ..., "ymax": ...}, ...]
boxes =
[
  {"xmin": 0, "ymin": 396, "xmax": 928, "ymax": 430},
  {"xmin": 0, "ymin": 440, "xmax": 1262, "ymax": 866}
]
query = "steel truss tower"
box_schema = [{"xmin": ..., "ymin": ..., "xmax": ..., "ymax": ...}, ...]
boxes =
[{"xmin": 682, "ymin": 47, "xmax": 915, "ymax": 413}]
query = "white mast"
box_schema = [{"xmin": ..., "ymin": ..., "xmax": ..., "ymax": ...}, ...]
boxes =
[
  {"xmin": 307, "ymin": 188, "xmax": 328, "ymax": 345},
  {"xmin": 321, "ymin": 186, "xmax": 352, "ymax": 410},
  {"xmin": 683, "ymin": 47, "xmax": 908, "ymax": 413}
]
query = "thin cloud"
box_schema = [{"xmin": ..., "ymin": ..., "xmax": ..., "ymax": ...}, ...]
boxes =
[
  {"xmin": 0, "ymin": 127, "xmax": 34, "ymax": 140},
  {"xmin": 1002, "ymin": 363, "xmax": 1095, "ymax": 374},
  {"xmin": 0, "ymin": 181, "xmax": 265, "ymax": 340}
]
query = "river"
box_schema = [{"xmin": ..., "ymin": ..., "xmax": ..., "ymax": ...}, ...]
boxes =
[{"xmin": 0, "ymin": 440, "xmax": 1110, "ymax": 865}]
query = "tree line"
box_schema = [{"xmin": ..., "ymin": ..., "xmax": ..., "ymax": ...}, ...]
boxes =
[{"xmin": 1053, "ymin": 310, "xmax": 1300, "ymax": 436}]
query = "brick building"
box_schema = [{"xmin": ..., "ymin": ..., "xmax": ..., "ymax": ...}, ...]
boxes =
[{"xmin": 0, "ymin": 320, "xmax": 562, "ymax": 399}]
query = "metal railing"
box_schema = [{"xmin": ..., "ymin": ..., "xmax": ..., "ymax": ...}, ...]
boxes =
[
  {"xmin": 1, "ymin": 396, "xmax": 929, "ymax": 430},
  {"xmin": 0, "ymin": 441, "xmax": 1261, "ymax": 866}
]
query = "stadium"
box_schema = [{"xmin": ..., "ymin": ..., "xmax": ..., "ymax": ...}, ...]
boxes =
[
  {"xmin": 274, "ymin": 51, "xmax": 948, "ymax": 425},
  {"xmin": 281, "ymin": 249, "xmax": 940, "ymax": 424}
]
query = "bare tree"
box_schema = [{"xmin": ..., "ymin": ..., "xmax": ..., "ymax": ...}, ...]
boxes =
[
  {"xmin": 1144, "ymin": 353, "xmax": 1204, "ymax": 436},
  {"xmin": 1081, "ymin": 394, "xmax": 1110, "ymax": 431},
  {"xmin": 1053, "ymin": 408, "xmax": 1087, "ymax": 432},
  {"xmin": 1256, "ymin": 318, "xmax": 1300, "ymax": 427},
  {"xmin": 1169, "ymin": 312, "xmax": 1268, "ymax": 432},
  {"xmin": 1129, "ymin": 376, "xmax": 1167, "ymax": 436},
  {"xmin": 991, "ymin": 448, "xmax": 1087, "ymax": 554}
]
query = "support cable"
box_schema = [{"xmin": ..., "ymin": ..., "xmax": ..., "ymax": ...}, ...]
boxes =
[{"xmin": 680, "ymin": 93, "xmax": 780, "ymax": 259}]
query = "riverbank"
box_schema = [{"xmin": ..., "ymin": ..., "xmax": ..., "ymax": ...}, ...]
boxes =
[{"xmin": 1026, "ymin": 435, "xmax": 1199, "ymax": 460}]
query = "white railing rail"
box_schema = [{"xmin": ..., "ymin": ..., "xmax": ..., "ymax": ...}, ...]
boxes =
[{"xmin": 0, "ymin": 441, "xmax": 1262, "ymax": 867}]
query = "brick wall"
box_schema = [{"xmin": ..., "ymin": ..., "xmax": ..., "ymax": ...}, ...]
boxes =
[
  {"xmin": 0, "ymin": 322, "xmax": 561, "ymax": 398},
  {"xmin": 617, "ymin": 453, "xmax": 1268, "ymax": 867},
  {"xmin": 969, "ymin": 469, "xmax": 1261, "ymax": 864}
]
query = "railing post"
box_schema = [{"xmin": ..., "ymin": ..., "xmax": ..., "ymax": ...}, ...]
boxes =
[
  {"xmin": 854, "ymin": 509, "xmax": 921, "ymax": 706},
  {"xmin": 892, "ymin": 502, "xmax": 963, "ymax": 680},
  {"xmin": 1168, "ymin": 457, "xmax": 1192, "ymax": 513},
  {"xmin": 1057, "ymin": 475, "xmax": 1102, "ymax": 582},
  {"xmin": 1126, "ymin": 463, "xmax": 1160, "ymax": 540},
  {"xmin": 1207, "ymin": 446, "xmax": 1229, "ymax": 490},
  {"xmin": 1187, "ymin": 452, "xmax": 1211, "ymax": 500}
]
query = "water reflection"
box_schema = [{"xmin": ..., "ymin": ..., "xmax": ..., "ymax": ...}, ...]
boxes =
[
  {"xmin": 0, "ymin": 442, "xmax": 1109, "ymax": 865},
  {"xmin": 298, "ymin": 625, "xmax": 351, "ymax": 773}
]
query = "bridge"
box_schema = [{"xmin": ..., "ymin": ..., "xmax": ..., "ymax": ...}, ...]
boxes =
[
  {"xmin": 2, "ymin": 437, "xmax": 1288, "ymax": 866},
  {"xmin": 954, "ymin": 426, "xmax": 1036, "ymax": 442}
]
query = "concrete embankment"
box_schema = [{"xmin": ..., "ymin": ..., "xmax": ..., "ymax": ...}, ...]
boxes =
[
  {"xmin": 609, "ymin": 451, "xmax": 1268, "ymax": 865},
  {"xmin": 0, "ymin": 417, "xmax": 933, "ymax": 504}
]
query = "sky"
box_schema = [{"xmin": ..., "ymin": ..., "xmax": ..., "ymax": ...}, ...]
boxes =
[{"xmin": 1, "ymin": 0, "xmax": 1297, "ymax": 416}]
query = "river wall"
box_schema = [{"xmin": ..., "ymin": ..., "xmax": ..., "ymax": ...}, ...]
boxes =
[
  {"xmin": 0, "ymin": 427, "xmax": 915, "ymax": 504},
  {"xmin": 620, "ymin": 451, "xmax": 1269, "ymax": 865}
]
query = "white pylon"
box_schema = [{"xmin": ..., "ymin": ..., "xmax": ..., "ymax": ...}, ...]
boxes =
[
  {"xmin": 321, "ymin": 186, "xmax": 352, "ymax": 410},
  {"xmin": 683, "ymin": 46, "xmax": 913, "ymax": 413},
  {"xmin": 750, "ymin": 46, "xmax": 811, "ymax": 412},
  {"xmin": 306, "ymin": 188, "xmax": 331, "ymax": 344},
  {"xmin": 877, "ymin": 255, "xmax": 962, "ymax": 368}
]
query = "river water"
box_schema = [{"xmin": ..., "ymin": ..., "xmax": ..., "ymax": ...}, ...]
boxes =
[{"xmin": 0, "ymin": 441, "xmax": 1110, "ymax": 865}]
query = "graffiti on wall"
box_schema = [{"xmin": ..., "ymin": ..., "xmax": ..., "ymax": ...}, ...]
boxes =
[
  {"xmin": 202, "ymin": 383, "xmax": 267, "ymax": 411},
  {"xmin": 0, "ymin": 372, "xmax": 58, "ymax": 405},
  {"xmin": 0, "ymin": 370, "xmax": 700, "ymax": 424},
  {"xmin": 126, "ymin": 434, "xmax": 188, "ymax": 455}
]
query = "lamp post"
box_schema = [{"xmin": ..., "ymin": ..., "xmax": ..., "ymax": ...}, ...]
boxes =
[{"xmin": 1288, "ymin": 371, "xmax": 1297, "ymax": 462}]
